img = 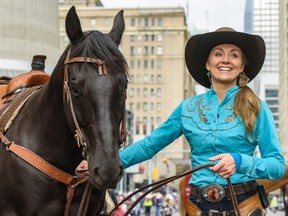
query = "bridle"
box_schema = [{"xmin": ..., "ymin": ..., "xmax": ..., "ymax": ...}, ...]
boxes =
[{"xmin": 63, "ymin": 49, "xmax": 127, "ymax": 158}]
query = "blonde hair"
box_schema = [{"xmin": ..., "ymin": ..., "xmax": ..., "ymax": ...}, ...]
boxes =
[{"xmin": 234, "ymin": 72, "xmax": 260, "ymax": 136}]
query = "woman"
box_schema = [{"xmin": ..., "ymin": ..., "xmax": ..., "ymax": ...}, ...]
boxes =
[{"xmin": 120, "ymin": 27, "xmax": 286, "ymax": 215}]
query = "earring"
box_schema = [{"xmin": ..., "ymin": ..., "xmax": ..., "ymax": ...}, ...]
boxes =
[{"xmin": 207, "ymin": 71, "xmax": 211, "ymax": 83}]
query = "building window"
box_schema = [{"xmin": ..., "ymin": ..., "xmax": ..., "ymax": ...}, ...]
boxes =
[
  {"xmin": 129, "ymin": 88, "xmax": 134, "ymax": 97},
  {"xmin": 143, "ymin": 74, "xmax": 148, "ymax": 83},
  {"xmin": 64, "ymin": 35, "xmax": 69, "ymax": 42},
  {"xmin": 157, "ymin": 18, "xmax": 163, "ymax": 26},
  {"xmin": 131, "ymin": 18, "xmax": 135, "ymax": 26},
  {"xmin": 151, "ymin": 60, "xmax": 154, "ymax": 69},
  {"xmin": 137, "ymin": 46, "xmax": 142, "ymax": 54},
  {"xmin": 156, "ymin": 117, "xmax": 162, "ymax": 125},
  {"xmin": 265, "ymin": 89, "xmax": 278, "ymax": 97},
  {"xmin": 136, "ymin": 117, "xmax": 140, "ymax": 134},
  {"xmin": 144, "ymin": 18, "xmax": 149, "ymax": 27},
  {"xmin": 104, "ymin": 18, "xmax": 109, "ymax": 26},
  {"xmin": 150, "ymin": 74, "xmax": 154, "ymax": 82},
  {"xmin": 151, "ymin": 34, "xmax": 155, "ymax": 41},
  {"xmin": 130, "ymin": 74, "xmax": 135, "ymax": 83},
  {"xmin": 157, "ymin": 74, "xmax": 162, "ymax": 83},
  {"xmin": 144, "ymin": 35, "xmax": 149, "ymax": 41},
  {"xmin": 137, "ymin": 88, "xmax": 141, "ymax": 96},
  {"xmin": 137, "ymin": 60, "xmax": 141, "ymax": 68},
  {"xmin": 130, "ymin": 46, "xmax": 135, "ymax": 55},
  {"xmin": 130, "ymin": 35, "xmax": 135, "ymax": 42},
  {"xmin": 136, "ymin": 103, "xmax": 141, "ymax": 110},
  {"xmin": 156, "ymin": 88, "xmax": 162, "ymax": 97},
  {"xmin": 157, "ymin": 34, "xmax": 162, "ymax": 41},
  {"xmin": 143, "ymin": 88, "xmax": 148, "ymax": 96},
  {"xmin": 152, "ymin": 18, "xmax": 155, "ymax": 26},
  {"xmin": 150, "ymin": 117, "xmax": 154, "ymax": 131},
  {"xmin": 150, "ymin": 102, "xmax": 154, "ymax": 110},
  {"xmin": 130, "ymin": 60, "xmax": 135, "ymax": 69},
  {"xmin": 144, "ymin": 60, "xmax": 148, "ymax": 69},
  {"xmin": 265, "ymin": 87, "xmax": 279, "ymax": 129},
  {"xmin": 138, "ymin": 35, "xmax": 142, "ymax": 41},
  {"xmin": 151, "ymin": 46, "xmax": 155, "ymax": 55},
  {"xmin": 143, "ymin": 102, "xmax": 148, "ymax": 111},
  {"xmin": 143, "ymin": 117, "xmax": 147, "ymax": 135},
  {"xmin": 144, "ymin": 46, "xmax": 149, "ymax": 55},
  {"xmin": 157, "ymin": 103, "xmax": 162, "ymax": 111},
  {"xmin": 157, "ymin": 46, "xmax": 163, "ymax": 55},
  {"xmin": 157, "ymin": 59, "xmax": 162, "ymax": 69},
  {"xmin": 129, "ymin": 103, "xmax": 134, "ymax": 111},
  {"xmin": 91, "ymin": 19, "xmax": 96, "ymax": 27}
]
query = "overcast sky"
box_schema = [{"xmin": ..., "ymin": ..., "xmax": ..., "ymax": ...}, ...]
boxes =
[{"xmin": 101, "ymin": 0, "xmax": 246, "ymax": 32}]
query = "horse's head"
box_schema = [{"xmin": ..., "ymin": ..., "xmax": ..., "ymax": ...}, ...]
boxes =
[{"xmin": 64, "ymin": 6, "xmax": 128, "ymax": 189}]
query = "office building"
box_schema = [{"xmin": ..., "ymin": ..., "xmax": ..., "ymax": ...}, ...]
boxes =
[
  {"xmin": 253, "ymin": 0, "xmax": 280, "ymax": 131},
  {"xmin": 0, "ymin": 0, "xmax": 60, "ymax": 76},
  {"xmin": 279, "ymin": 0, "xmax": 288, "ymax": 158}
]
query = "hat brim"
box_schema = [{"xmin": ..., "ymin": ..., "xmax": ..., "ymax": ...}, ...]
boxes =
[{"xmin": 185, "ymin": 31, "xmax": 266, "ymax": 88}]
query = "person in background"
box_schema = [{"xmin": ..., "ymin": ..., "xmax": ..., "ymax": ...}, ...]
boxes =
[
  {"xmin": 142, "ymin": 194, "xmax": 153, "ymax": 216},
  {"xmin": 269, "ymin": 195, "xmax": 278, "ymax": 213},
  {"xmin": 119, "ymin": 27, "xmax": 286, "ymax": 215},
  {"xmin": 155, "ymin": 193, "xmax": 163, "ymax": 216}
]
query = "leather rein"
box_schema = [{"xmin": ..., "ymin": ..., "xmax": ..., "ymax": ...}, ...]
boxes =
[
  {"xmin": 107, "ymin": 164, "xmax": 241, "ymax": 216},
  {"xmin": 0, "ymin": 49, "xmax": 126, "ymax": 216}
]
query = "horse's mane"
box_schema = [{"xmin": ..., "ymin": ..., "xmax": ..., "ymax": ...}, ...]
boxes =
[{"xmin": 77, "ymin": 30, "xmax": 129, "ymax": 76}]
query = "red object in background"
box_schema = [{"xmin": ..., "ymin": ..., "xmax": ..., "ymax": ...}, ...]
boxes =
[
  {"xmin": 139, "ymin": 164, "xmax": 145, "ymax": 173},
  {"xmin": 114, "ymin": 207, "xmax": 125, "ymax": 216},
  {"xmin": 183, "ymin": 172, "xmax": 192, "ymax": 209}
]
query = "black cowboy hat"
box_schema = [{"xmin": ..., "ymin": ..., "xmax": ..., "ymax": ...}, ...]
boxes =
[{"xmin": 185, "ymin": 27, "xmax": 266, "ymax": 88}]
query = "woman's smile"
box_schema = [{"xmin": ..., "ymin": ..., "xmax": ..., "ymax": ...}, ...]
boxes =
[{"xmin": 206, "ymin": 44, "xmax": 245, "ymax": 88}]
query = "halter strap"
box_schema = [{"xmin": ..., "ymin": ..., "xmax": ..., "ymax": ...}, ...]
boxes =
[
  {"xmin": 63, "ymin": 49, "xmax": 126, "ymax": 157},
  {"xmin": 65, "ymin": 57, "xmax": 107, "ymax": 76}
]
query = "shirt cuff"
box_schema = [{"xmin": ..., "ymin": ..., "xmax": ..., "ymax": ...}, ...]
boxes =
[{"xmin": 231, "ymin": 153, "xmax": 242, "ymax": 171}]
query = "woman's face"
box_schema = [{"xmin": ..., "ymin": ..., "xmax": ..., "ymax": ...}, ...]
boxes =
[{"xmin": 206, "ymin": 44, "xmax": 245, "ymax": 88}]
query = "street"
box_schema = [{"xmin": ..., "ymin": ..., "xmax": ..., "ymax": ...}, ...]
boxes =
[{"xmin": 266, "ymin": 208, "xmax": 285, "ymax": 216}]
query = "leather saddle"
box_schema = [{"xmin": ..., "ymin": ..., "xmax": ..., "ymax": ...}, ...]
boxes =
[{"xmin": 0, "ymin": 55, "xmax": 50, "ymax": 110}]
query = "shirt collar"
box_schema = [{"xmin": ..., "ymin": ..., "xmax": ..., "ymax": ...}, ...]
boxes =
[{"xmin": 208, "ymin": 85, "xmax": 240, "ymax": 98}]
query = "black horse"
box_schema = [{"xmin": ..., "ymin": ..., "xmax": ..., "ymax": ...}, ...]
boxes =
[{"xmin": 0, "ymin": 6, "xmax": 128, "ymax": 216}]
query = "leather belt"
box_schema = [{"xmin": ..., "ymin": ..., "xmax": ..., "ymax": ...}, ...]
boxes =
[
  {"xmin": 200, "ymin": 210, "xmax": 236, "ymax": 216},
  {"xmin": 190, "ymin": 181, "xmax": 256, "ymax": 203}
]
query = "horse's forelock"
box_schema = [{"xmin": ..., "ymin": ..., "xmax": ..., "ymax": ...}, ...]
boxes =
[{"xmin": 81, "ymin": 31, "xmax": 128, "ymax": 75}]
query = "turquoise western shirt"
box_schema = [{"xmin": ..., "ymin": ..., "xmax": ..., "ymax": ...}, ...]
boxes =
[{"xmin": 120, "ymin": 86, "xmax": 286, "ymax": 187}]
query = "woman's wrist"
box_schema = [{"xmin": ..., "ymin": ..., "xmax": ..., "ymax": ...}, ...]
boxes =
[{"xmin": 231, "ymin": 153, "xmax": 242, "ymax": 171}]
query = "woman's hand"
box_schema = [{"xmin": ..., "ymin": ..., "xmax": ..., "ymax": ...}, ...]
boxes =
[
  {"xmin": 209, "ymin": 154, "xmax": 236, "ymax": 179},
  {"xmin": 76, "ymin": 160, "xmax": 88, "ymax": 172}
]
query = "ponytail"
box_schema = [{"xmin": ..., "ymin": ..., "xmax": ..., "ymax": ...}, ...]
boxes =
[{"xmin": 234, "ymin": 72, "xmax": 260, "ymax": 136}]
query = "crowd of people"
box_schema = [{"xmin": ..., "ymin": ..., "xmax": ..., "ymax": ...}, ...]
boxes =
[{"xmin": 113, "ymin": 190, "xmax": 179, "ymax": 216}]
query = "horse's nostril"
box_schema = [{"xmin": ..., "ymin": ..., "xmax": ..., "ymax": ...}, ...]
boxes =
[{"xmin": 92, "ymin": 167, "xmax": 99, "ymax": 177}]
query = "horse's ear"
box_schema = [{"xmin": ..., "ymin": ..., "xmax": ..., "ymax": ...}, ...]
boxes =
[
  {"xmin": 65, "ymin": 6, "xmax": 84, "ymax": 45},
  {"xmin": 109, "ymin": 10, "xmax": 125, "ymax": 46}
]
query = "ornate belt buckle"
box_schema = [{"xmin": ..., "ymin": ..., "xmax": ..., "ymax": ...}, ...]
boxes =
[{"xmin": 202, "ymin": 184, "xmax": 225, "ymax": 202}]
